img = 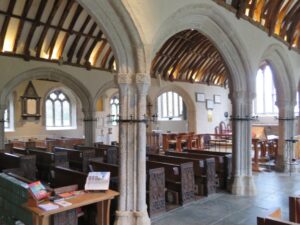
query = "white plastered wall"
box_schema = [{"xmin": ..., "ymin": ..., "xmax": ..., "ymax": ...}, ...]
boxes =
[{"xmin": 5, "ymin": 80, "xmax": 84, "ymax": 141}]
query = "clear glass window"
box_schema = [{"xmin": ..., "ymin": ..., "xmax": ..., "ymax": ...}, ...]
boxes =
[
  {"xmin": 46, "ymin": 90, "xmax": 71, "ymax": 127},
  {"xmin": 157, "ymin": 91, "xmax": 183, "ymax": 120},
  {"xmin": 254, "ymin": 65, "xmax": 278, "ymax": 115}
]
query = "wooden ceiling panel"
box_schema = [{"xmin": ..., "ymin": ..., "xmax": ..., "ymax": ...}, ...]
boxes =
[
  {"xmin": 0, "ymin": 0, "xmax": 115, "ymax": 71},
  {"xmin": 214, "ymin": 0, "xmax": 300, "ymax": 52},
  {"xmin": 151, "ymin": 29, "xmax": 229, "ymax": 87}
]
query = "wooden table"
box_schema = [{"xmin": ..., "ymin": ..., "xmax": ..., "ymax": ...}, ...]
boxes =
[{"xmin": 24, "ymin": 190, "xmax": 119, "ymax": 225}]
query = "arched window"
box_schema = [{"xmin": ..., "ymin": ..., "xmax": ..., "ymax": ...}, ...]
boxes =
[
  {"xmin": 46, "ymin": 90, "xmax": 71, "ymax": 128},
  {"xmin": 4, "ymin": 95, "xmax": 14, "ymax": 132},
  {"xmin": 254, "ymin": 65, "xmax": 278, "ymax": 115},
  {"xmin": 157, "ymin": 91, "xmax": 184, "ymax": 120},
  {"xmin": 295, "ymin": 92, "xmax": 300, "ymax": 116},
  {"xmin": 4, "ymin": 109, "xmax": 9, "ymax": 129},
  {"xmin": 110, "ymin": 95, "xmax": 119, "ymax": 126}
]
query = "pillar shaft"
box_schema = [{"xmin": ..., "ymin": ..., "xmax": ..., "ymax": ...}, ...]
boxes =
[
  {"xmin": 230, "ymin": 91, "xmax": 256, "ymax": 196},
  {"xmin": 136, "ymin": 74, "xmax": 150, "ymax": 211},
  {"xmin": 0, "ymin": 108, "xmax": 5, "ymax": 150},
  {"xmin": 114, "ymin": 73, "xmax": 150, "ymax": 225},
  {"xmin": 276, "ymin": 103, "xmax": 295, "ymax": 172}
]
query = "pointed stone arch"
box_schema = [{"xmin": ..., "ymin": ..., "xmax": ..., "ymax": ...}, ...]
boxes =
[
  {"xmin": 150, "ymin": 85, "xmax": 196, "ymax": 132},
  {"xmin": 0, "ymin": 67, "xmax": 94, "ymax": 146},
  {"xmin": 259, "ymin": 44, "xmax": 296, "ymax": 172},
  {"xmin": 151, "ymin": 3, "xmax": 254, "ymax": 97},
  {"xmin": 260, "ymin": 44, "xmax": 296, "ymax": 107},
  {"xmin": 151, "ymin": 3, "xmax": 256, "ymax": 196}
]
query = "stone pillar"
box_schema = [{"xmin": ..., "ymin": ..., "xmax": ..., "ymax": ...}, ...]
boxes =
[
  {"xmin": 83, "ymin": 112, "xmax": 95, "ymax": 146},
  {"xmin": 114, "ymin": 73, "xmax": 135, "ymax": 225},
  {"xmin": 0, "ymin": 107, "xmax": 5, "ymax": 150},
  {"xmin": 230, "ymin": 91, "xmax": 256, "ymax": 196},
  {"xmin": 275, "ymin": 102, "xmax": 295, "ymax": 172},
  {"xmin": 135, "ymin": 73, "xmax": 151, "ymax": 225}
]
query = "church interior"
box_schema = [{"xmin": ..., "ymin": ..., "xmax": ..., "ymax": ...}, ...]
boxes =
[{"xmin": 0, "ymin": 0, "xmax": 300, "ymax": 225}]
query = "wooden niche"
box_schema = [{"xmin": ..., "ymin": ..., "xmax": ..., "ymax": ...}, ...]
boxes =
[{"xmin": 21, "ymin": 81, "xmax": 41, "ymax": 119}]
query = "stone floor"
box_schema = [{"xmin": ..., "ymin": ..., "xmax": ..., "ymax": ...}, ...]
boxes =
[{"xmin": 152, "ymin": 171, "xmax": 300, "ymax": 225}]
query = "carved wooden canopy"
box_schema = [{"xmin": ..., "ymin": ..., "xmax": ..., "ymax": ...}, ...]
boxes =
[
  {"xmin": 215, "ymin": 0, "xmax": 300, "ymax": 52},
  {"xmin": 151, "ymin": 29, "xmax": 229, "ymax": 87},
  {"xmin": 0, "ymin": 0, "xmax": 115, "ymax": 71}
]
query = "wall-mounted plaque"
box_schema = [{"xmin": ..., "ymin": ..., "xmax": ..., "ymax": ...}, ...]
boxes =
[{"xmin": 21, "ymin": 81, "xmax": 41, "ymax": 119}]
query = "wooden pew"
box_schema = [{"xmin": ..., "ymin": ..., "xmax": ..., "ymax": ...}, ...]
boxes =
[
  {"xmin": 147, "ymin": 160, "xmax": 194, "ymax": 205},
  {"xmin": 147, "ymin": 167, "xmax": 166, "ymax": 217},
  {"xmin": 289, "ymin": 196, "xmax": 300, "ymax": 223},
  {"xmin": 11, "ymin": 148, "xmax": 69, "ymax": 182},
  {"xmin": 54, "ymin": 147, "xmax": 95, "ymax": 172},
  {"xmin": 89, "ymin": 159, "xmax": 118, "ymax": 178},
  {"xmin": 93, "ymin": 144, "xmax": 119, "ymax": 164},
  {"xmin": 0, "ymin": 152, "xmax": 36, "ymax": 180},
  {"xmin": 165, "ymin": 151, "xmax": 228, "ymax": 190},
  {"xmin": 88, "ymin": 159, "xmax": 166, "ymax": 217},
  {"xmin": 51, "ymin": 166, "xmax": 87, "ymax": 189},
  {"xmin": 184, "ymin": 149, "xmax": 232, "ymax": 189},
  {"xmin": 29, "ymin": 149, "xmax": 69, "ymax": 182},
  {"xmin": 146, "ymin": 153, "xmax": 216, "ymax": 196},
  {"xmin": 257, "ymin": 208, "xmax": 299, "ymax": 225}
]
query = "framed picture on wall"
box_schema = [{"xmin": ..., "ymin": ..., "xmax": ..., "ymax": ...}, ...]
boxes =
[
  {"xmin": 195, "ymin": 92, "xmax": 205, "ymax": 102},
  {"xmin": 206, "ymin": 99, "xmax": 214, "ymax": 110},
  {"xmin": 214, "ymin": 95, "xmax": 221, "ymax": 104}
]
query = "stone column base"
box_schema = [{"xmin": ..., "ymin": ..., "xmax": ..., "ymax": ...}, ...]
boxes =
[
  {"xmin": 114, "ymin": 211, "xmax": 134, "ymax": 225},
  {"xmin": 135, "ymin": 210, "xmax": 151, "ymax": 225},
  {"xmin": 231, "ymin": 175, "xmax": 256, "ymax": 196}
]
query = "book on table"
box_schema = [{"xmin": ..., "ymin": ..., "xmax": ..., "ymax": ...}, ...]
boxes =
[
  {"xmin": 27, "ymin": 181, "xmax": 49, "ymax": 204},
  {"xmin": 84, "ymin": 172, "xmax": 110, "ymax": 191}
]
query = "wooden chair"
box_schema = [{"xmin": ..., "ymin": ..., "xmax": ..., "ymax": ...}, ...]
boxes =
[{"xmin": 289, "ymin": 196, "xmax": 300, "ymax": 223}]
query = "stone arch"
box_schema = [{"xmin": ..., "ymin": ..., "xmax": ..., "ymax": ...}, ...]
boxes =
[
  {"xmin": 0, "ymin": 67, "xmax": 94, "ymax": 146},
  {"xmin": 0, "ymin": 67, "xmax": 92, "ymax": 113},
  {"xmin": 259, "ymin": 44, "xmax": 296, "ymax": 109},
  {"xmin": 150, "ymin": 4, "xmax": 257, "ymax": 196},
  {"xmin": 93, "ymin": 80, "xmax": 118, "ymax": 112},
  {"xmin": 259, "ymin": 44, "xmax": 296, "ymax": 172},
  {"xmin": 150, "ymin": 85, "xmax": 196, "ymax": 132},
  {"xmin": 151, "ymin": 3, "xmax": 254, "ymax": 100}
]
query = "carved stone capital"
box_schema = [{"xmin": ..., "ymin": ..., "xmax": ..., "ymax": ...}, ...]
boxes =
[
  {"xmin": 117, "ymin": 73, "xmax": 132, "ymax": 84},
  {"xmin": 136, "ymin": 73, "xmax": 150, "ymax": 95},
  {"xmin": 136, "ymin": 73, "xmax": 150, "ymax": 84}
]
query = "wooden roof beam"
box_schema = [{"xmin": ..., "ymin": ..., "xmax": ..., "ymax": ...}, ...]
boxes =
[
  {"xmin": 24, "ymin": 0, "xmax": 46, "ymax": 60},
  {"xmin": 48, "ymin": 0, "xmax": 75, "ymax": 60},
  {"xmin": 84, "ymin": 30, "xmax": 103, "ymax": 68},
  {"xmin": 236, "ymin": 0, "xmax": 247, "ymax": 19},
  {"xmin": 57, "ymin": 4, "xmax": 83, "ymax": 60},
  {"xmin": 249, "ymin": 0, "xmax": 257, "ymax": 18},
  {"xmin": 35, "ymin": 0, "xmax": 63, "ymax": 57},
  {"xmin": 281, "ymin": 1, "xmax": 300, "ymax": 37},
  {"xmin": 275, "ymin": 0, "xmax": 293, "ymax": 35},
  {"xmin": 267, "ymin": 0, "xmax": 284, "ymax": 36},
  {"xmin": 76, "ymin": 22, "xmax": 97, "ymax": 64},
  {"xmin": 91, "ymin": 39, "xmax": 107, "ymax": 66},
  {"xmin": 0, "ymin": 9, "xmax": 99, "ymax": 39},
  {"xmin": 287, "ymin": 8, "xmax": 300, "ymax": 48},
  {"xmin": 13, "ymin": 0, "xmax": 33, "ymax": 52},
  {"xmin": 100, "ymin": 47, "xmax": 112, "ymax": 68},
  {"xmin": 67, "ymin": 15, "xmax": 91, "ymax": 63},
  {"xmin": 0, "ymin": 0, "xmax": 17, "ymax": 52}
]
